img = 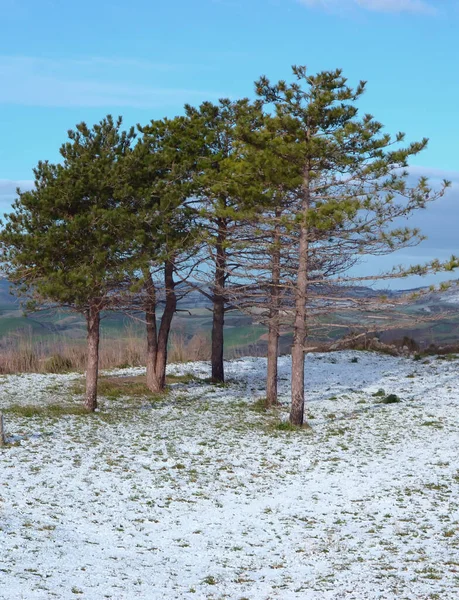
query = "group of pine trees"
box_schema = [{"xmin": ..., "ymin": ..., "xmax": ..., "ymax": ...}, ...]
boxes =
[{"xmin": 0, "ymin": 66, "xmax": 455, "ymax": 425}]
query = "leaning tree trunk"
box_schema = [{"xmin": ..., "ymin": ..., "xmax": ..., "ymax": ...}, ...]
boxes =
[
  {"xmin": 144, "ymin": 274, "xmax": 161, "ymax": 393},
  {"xmin": 266, "ymin": 216, "xmax": 281, "ymax": 408},
  {"xmin": 85, "ymin": 303, "xmax": 101, "ymax": 412},
  {"xmin": 290, "ymin": 171, "xmax": 310, "ymax": 426},
  {"xmin": 211, "ymin": 218, "xmax": 227, "ymax": 383},
  {"xmin": 155, "ymin": 259, "xmax": 177, "ymax": 390}
]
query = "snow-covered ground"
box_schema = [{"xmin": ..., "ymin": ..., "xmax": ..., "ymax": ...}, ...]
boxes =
[{"xmin": 1, "ymin": 351, "xmax": 459, "ymax": 599}]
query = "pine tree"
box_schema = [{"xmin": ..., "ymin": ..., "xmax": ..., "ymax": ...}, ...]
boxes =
[
  {"xmin": 122, "ymin": 115, "xmax": 200, "ymax": 392},
  {"xmin": 228, "ymin": 101, "xmax": 359, "ymax": 408},
  {"xmin": 0, "ymin": 116, "xmax": 137, "ymax": 410},
  {"xmin": 253, "ymin": 66, "xmax": 450, "ymax": 426},
  {"xmin": 184, "ymin": 99, "xmax": 261, "ymax": 383}
]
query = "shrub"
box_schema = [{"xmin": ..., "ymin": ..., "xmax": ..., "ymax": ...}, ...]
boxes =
[
  {"xmin": 381, "ymin": 394, "xmax": 401, "ymax": 404},
  {"xmin": 44, "ymin": 354, "xmax": 74, "ymax": 373}
]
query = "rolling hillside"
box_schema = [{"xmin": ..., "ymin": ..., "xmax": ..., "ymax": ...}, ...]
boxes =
[{"xmin": 1, "ymin": 277, "xmax": 459, "ymax": 353}]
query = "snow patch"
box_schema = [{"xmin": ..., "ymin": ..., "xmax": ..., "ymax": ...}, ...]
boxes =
[{"xmin": 1, "ymin": 351, "xmax": 459, "ymax": 599}]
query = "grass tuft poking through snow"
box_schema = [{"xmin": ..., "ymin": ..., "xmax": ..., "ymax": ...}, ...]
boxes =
[{"xmin": 1, "ymin": 350, "xmax": 459, "ymax": 599}]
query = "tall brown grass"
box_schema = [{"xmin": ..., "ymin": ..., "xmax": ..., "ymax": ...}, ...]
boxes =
[
  {"xmin": 0, "ymin": 328, "xmax": 211, "ymax": 374},
  {"xmin": 167, "ymin": 332, "xmax": 210, "ymax": 364}
]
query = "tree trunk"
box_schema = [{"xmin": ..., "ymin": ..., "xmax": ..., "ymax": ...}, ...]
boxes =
[
  {"xmin": 211, "ymin": 297, "xmax": 225, "ymax": 383},
  {"xmin": 144, "ymin": 274, "xmax": 161, "ymax": 393},
  {"xmin": 290, "ymin": 171, "xmax": 310, "ymax": 426},
  {"xmin": 266, "ymin": 316, "xmax": 279, "ymax": 407},
  {"xmin": 155, "ymin": 259, "xmax": 177, "ymax": 390},
  {"xmin": 85, "ymin": 304, "xmax": 101, "ymax": 412},
  {"xmin": 211, "ymin": 218, "xmax": 227, "ymax": 383},
  {"xmin": 266, "ymin": 215, "xmax": 281, "ymax": 408},
  {"xmin": 0, "ymin": 413, "xmax": 5, "ymax": 446}
]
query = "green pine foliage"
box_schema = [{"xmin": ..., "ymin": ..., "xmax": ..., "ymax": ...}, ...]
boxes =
[
  {"xmin": 252, "ymin": 65, "xmax": 450, "ymax": 259},
  {"xmin": 0, "ymin": 115, "xmax": 139, "ymax": 311},
  {"xmin": 131, "ymin": 115, "xmax": 201, "ymax": 270},
  {"xmin": 0, "ymin": 65, "xmax": 457, "ymax": 418}
]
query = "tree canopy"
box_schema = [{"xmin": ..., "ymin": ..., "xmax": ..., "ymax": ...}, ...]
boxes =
[{"xmin": 0, "ymin": 67, "xmax": 456, "ymax": 418}]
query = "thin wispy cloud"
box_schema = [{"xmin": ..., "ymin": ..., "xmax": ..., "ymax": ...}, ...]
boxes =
[
  {"xmin": 0, "ymin": 179, "xmax": 33, "ymax": 213},
  {"xmin": 298, "ymin": 0, "xmax": 438, "ymax": 15},
  {"xmin": 383, "ymin": 166, "xmax": 459, "ymax": 256},
  {"xmin": 0, "ymin": 56, "xmax": 223, "ymax": 109},
  {"xmin": 408, "ymin": 165, "xmax": 459, "ymax": 186},
  {"xmin": 0, "ymin": 179, "xmax": 33, "ymax": 196},
  {"xmin": 0, "ymin": 56, "xmax": 204, "ymax": 74}
]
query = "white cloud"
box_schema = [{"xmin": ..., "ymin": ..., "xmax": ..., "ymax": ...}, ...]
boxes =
[
  {"xmin": 0, "ymin": 180, "xmax": 34, "ymax": 214},
  {"xmin": 0, "ymin": 56, "xmax": 223, "ymax": 109},
  {"xmin": 0, "ymin": 179, "xmax": 33, "ymax": 196},
  {"xmin": 298, "ymin": 0, "xmax": 437, "ymax": 14},
  {"xmin": 408, "ymin": 165, "xmax": 459, "ymax": 185}
]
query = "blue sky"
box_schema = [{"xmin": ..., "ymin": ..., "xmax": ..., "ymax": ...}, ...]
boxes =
[{"xmin": 0, "ymin": 0, "xmax": 458, "ymax": 287}]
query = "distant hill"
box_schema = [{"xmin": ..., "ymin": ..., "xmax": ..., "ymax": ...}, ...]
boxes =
[
  {"xmin": 0, "ymin": 278, "xmax": 18, "ymax": 308},
  {"xmin": 1, "ymin": 276, "xmax": 458, "ymax": 352}
]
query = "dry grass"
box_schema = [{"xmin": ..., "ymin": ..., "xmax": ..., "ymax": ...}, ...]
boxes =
[
  {"xmin": 69, "ymin": 377, "xmax": 160, "ymax": 399},
  {"xmin": 69, "ymin": 372, "xmax": 202, "ymax": 399},
  {"xmin": 3, "ymin": 403, "xmax": 90, "ymax": 417},
  {"xmin": 0, "ymin": 330, "xmax": 211, "ymax": 375},
  {"xmin": 167, "ymin": 332, "xmax": 210, "ymax": 364}
]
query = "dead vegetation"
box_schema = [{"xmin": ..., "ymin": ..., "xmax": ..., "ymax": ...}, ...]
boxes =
[{"xmin": 0, "ymin": 330, "xmax": 211, "ymax": 375}]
